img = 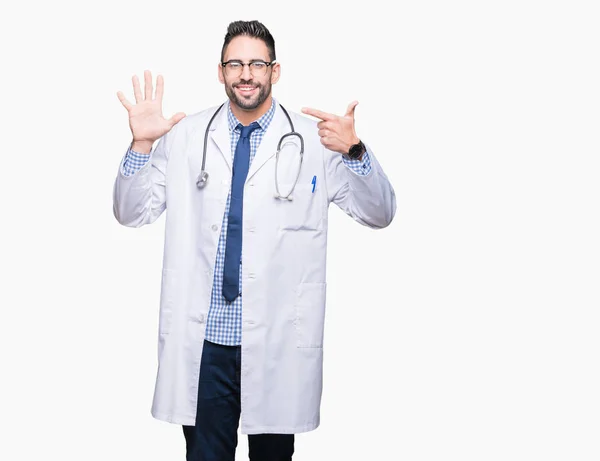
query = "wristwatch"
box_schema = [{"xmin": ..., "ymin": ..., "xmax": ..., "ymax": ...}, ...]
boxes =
[{"xmin": 346, "ymin": 139, "xmax": 366, "ymax": 160}]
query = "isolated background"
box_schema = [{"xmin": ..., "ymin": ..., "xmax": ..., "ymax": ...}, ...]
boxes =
[{"xmin": 1, "ymin": 0, "xmax": 599, "ymax": 460}]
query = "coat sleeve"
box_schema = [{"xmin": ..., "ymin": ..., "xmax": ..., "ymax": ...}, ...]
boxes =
[
  {"xmin": 112, "ymin": 128, "xmax": 175, "ymax": 228},
  {"xmin": 322, "ymin": 142, "xmax": 396, "ymax": 229}
]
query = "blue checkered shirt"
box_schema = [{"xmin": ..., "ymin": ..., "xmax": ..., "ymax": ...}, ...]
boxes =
[{"xmin": 121, "ymin": 98, "xmax": 372, "ymax": 345}]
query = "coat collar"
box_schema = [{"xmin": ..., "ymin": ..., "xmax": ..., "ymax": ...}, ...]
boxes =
[
  {"xmin": 226, "ymin": 98, "xmax": 276, "ymax": 134},
  {"xmin": 208, "ymin": 98, "xmax": 288, "ymax": 182}
]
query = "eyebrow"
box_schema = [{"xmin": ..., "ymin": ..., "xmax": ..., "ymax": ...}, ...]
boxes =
[{"xmin": 225, "ymin": 58, "xmax": 270, "ymax": 62}]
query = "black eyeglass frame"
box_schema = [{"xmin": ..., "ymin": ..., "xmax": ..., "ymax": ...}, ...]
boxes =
[{"xmin": 220, "ymin": 60, "xmax": 277, "ymax": 73}]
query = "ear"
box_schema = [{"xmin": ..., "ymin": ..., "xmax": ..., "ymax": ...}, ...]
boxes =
[
  {"xmin": 217, "ymin": 62, "xmax": 224, "ymax": 84},
  {"xmin": 271, "ymin": 62, "xmax": 281, "ymax": 85}
]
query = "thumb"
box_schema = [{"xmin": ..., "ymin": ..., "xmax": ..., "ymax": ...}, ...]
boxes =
[
  {"xmin": 345, "ymin": 100, "xmax": 359, "ymax": 118},
  {"xmin": 169, "ymin": 112, "xmax": 186, "ymax": 127}
]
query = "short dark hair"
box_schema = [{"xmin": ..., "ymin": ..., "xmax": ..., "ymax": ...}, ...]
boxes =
[{"xmin": 220, "ymin": 20, "xmax": 276, "ymax": 62}]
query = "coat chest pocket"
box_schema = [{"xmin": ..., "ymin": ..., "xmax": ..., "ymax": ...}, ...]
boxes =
[
  {"xmin": 293, "ymin": 282, "xmax": 327, "ymax": 348},
  {"xmin": 158, "ymin": 268, "xmax": 176, "ymax": 336},
  {"xmin": 277, "ymin": 183, "xmax": 323, "ymax": 231}
]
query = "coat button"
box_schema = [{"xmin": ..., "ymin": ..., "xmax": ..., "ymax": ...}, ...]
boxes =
[{"xmin": 211, "ymin": 224, "xmax": 218, "ymax": 231}]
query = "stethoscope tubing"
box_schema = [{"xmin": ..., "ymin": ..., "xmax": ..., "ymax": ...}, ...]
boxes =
[{"xmin": 196, "ymin": 102, "xmax": 303, "ymax": 200}]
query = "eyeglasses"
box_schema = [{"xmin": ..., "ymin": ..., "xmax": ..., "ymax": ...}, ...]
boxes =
[{"xmin": 221, "ymin": 60, "xmax": 276, "ymax": 77}]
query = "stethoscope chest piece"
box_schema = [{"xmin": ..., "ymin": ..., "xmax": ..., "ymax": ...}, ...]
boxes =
[{"xmin": 196, "ymin": 170, "xmax": 209, "ymax": 188}]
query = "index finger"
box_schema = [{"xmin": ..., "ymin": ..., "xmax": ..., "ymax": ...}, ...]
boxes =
[{"xmin": 301, "ymin": 107, "xmax": 336, "ymax": 121}]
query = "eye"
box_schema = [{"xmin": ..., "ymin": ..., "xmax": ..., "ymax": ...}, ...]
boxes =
[
  {"xmin": 227, "ymin": 62, "xmax": 242, "ymax": 69},
  {"xmin": 251, "ymin": 62, "xmax": 266, "ymax": 69}
]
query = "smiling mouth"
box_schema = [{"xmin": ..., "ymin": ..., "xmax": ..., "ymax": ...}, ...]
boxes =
[{"xmin": 236, "ymin": 85, "xmax": 258, "ymax": 95}]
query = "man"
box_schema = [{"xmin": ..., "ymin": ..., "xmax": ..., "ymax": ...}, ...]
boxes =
[{"xmin": 113, "ymin": 19, "xmax": 396, "ymax": 461}]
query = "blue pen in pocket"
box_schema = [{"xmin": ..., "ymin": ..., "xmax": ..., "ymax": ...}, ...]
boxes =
[{"xmin": 311, "ymin": 175, "xmax": 316, "ymax": 193}]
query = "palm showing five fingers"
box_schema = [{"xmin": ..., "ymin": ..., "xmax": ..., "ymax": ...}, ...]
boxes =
[{"xmin": 117, "ymin": 70, "xmax": 186, "ymax": 147}]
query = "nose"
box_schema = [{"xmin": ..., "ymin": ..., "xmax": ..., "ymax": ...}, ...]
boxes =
[{"xmin": 240, "ymin": 63, "xmax": 252, "ymax": 80}]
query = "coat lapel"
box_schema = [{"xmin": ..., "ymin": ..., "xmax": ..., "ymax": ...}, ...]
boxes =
[
  {"xmin": 207, "ymin": 103, "xmax": 232, "ymax": 172},
  {"xmin": 247, "ymin": 102, "xmax": 287, "ymax": 182},
  {"xmin": 207, "ymin": 100, "xmax": 288, "ymax": 180}
]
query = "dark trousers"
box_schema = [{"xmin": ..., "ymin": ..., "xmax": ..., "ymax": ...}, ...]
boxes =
[{"xmin": 182, "ymin": 339, "xmax": 295, "ymax": 461}]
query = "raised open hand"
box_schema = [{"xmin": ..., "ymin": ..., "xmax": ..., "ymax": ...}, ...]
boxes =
[{"xmin": 117, "ymin": 70, "xmax": 186, "ymax": 145}]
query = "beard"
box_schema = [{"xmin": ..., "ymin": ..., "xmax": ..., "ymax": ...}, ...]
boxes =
[{"xmin": 225, "ymin": 78, "xmax": 271, "ymax": 111}]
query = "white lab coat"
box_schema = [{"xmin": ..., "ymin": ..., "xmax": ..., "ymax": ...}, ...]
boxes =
[{"xmin": 112, "ymin": 100, "xmax": 396, "ymax": 434}]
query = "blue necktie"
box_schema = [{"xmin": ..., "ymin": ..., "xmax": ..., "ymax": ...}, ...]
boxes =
[{"xmin": 222, "ymin": 121, "xmax": 261, "ymax": 302}]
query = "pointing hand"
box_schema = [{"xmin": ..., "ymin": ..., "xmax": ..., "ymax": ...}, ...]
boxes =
[{"xmin": 301, "ymin": 101, "xmax": 361, "ymax": 155}]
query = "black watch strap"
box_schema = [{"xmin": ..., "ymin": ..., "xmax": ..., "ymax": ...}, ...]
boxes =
[{"xmin": 347, "ymin": 140, "xmax": 366, "ymax": 160}]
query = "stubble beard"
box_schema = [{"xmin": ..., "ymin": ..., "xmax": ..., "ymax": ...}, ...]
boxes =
[{"xmin": 226, "ymin": 79, "xmax": 271, "ymax": 111}]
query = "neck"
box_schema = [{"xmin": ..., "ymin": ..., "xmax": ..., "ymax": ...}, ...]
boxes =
[{"xmin": 230, "ymin": 95, "xmax": 273, "ymax": 126}]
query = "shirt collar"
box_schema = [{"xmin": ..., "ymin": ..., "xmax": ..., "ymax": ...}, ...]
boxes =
[{"xmin": 227, "ymin": 97, "xmax": 277, "ymax": 133}]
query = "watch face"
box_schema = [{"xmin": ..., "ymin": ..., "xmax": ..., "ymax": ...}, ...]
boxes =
[{"xmin": 349, "ymin": 142, "xmax": 364, "ymax": 159}]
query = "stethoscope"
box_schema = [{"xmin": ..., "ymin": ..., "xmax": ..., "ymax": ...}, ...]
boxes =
[{"xmin": 196, "ymin": 102, "xmax": 304, "ymax": 201}]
